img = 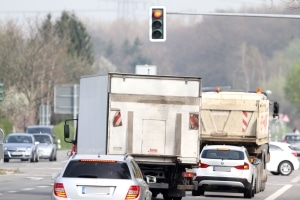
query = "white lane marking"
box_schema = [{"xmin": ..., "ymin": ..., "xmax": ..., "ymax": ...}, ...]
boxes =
[
  {"xmin": 21, "ymin": 188, "xmax": 34, "ymax": 191},
  {"xmin": 26, "ymin": 176, "xmax": 44, "ymax": 180},
  {"xmin": 264, "ymin": 184, "xmax": 293, "ymax": 200},
  {"xmin": 37, "ymin": 185, "xmax": 50, "ymax": 188},
  {"xmin": 291, "ymin": 174, "xmax": 300, "ymax": 183}
]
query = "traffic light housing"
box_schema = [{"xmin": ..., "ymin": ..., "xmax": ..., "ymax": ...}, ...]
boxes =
[
  {"xmin": 0, "ymin": 82, "xmax": 4, "ymax": 102},
  {"xmin": 149, "ymin": 6, "xmax": 166, "ymax": 42}
]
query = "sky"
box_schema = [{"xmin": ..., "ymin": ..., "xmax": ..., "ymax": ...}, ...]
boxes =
[{"xmin": 0, "ymin": 0, "xmax": 288, "ymax": 22}]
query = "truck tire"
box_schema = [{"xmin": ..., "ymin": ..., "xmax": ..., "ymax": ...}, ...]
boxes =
[{"xmin": 192, "ymin": 189, "xmax": 204, "ymax": 196}]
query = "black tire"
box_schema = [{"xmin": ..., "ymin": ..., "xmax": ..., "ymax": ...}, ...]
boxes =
[
  {"xmin": 4, "ymin": 158, "xmax": 9, "ymax": 162},
  {"xmin": 244, "ymin": 187, "xmax": 253, "ymax": 199},
  {"xmin": 49, "ymin": 151, "xmax": 54, "ymax": 161},
  {"xmin": 192, "ymin": 189, "xmax": 200, "ymax": 196},
  {"xmin": 244, "ymin": 179, "xmax": 254, "ymax": 199},
  {"xmin": 278, "ymin": 161, "xmax": 293, "ymax": 176},
  {"xmin": 270, "ymin": 171, "xmax": 280, "ymax": 175},
  {"xmin": 173, "ymin": 198, "xmax": 182, "ymax": 200},
  {"xmin": 30, "ymin": 152, "xmax": 36, "ymax": 162}
]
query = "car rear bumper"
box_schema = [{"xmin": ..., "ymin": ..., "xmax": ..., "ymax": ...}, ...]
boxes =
[{"xmin": 195, "ymin": 176, "xmax": 251, "ymax": 190}]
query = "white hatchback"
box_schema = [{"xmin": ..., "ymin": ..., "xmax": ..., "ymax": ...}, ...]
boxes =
[
  {"xmin": 192, "ymin": 145, "xmax": 259, "ymax": 199},
  {"xmin": 267, "ymin": 141, "xmax": 300, "ymax": 176}
]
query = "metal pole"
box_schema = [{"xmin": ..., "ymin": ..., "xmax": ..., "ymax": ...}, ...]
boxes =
[{"xmin": 167, "ymin": 12, "xmax": 300, "ymax": 19}]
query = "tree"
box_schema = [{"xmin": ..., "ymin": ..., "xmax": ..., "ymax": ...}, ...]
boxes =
[
  {"xmin": 285, "ymin": 61, "xmax": 300, "ymax": 111},
  {"xmin": 55, "ymin": 11, "xmax": 94, "ymax": 65}
]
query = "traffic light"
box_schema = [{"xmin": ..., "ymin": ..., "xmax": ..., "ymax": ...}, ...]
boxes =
[
  {"xmin": 149, "ymin": 6, "xmax": 166, "ymax": 42},
  {"xmin": 0, "ymin": 82, "xmax": 3, "ymax": 102}
]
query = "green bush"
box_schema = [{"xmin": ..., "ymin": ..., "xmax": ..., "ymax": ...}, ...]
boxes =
[
  {"xmin": 0, "ymin": 117, "xmax": 13, "ymax": 139},
  {"xmin": 54, "ymin": 121, "xmax": 75, "ymax": 150}
]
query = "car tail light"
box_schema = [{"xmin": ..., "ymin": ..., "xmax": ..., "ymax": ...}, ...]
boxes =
[
  {"xmin": 235, "ymin": 162, "xmax": 249, "ymax": 170},
  {"xmin": 198, "ymin": 161, "xmax": 209, "ymax": 168},
  {"xmin": 292, "ymin": 152, "xmax": 297, "ymax": 157},
  {"xmin": 54, "ymin": 183, "xmax": 67, "ymax": 198},
  {"xmin": 125, "ymin": 185, "xmax": 140, "ymax": 199}
]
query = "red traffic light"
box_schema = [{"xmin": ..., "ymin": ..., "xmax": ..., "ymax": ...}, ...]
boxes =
[
  {"xmin": 149, "ymin": 6, "xmax": 166, "ymax": 42},
  {"xmin": 153, "ymin": 10, "xmax": 163, "ymax": 19}
]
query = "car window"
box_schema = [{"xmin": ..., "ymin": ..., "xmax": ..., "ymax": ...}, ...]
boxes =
[
  {"xmin": 34, "ymin": 135, "xmax": 52, "ymax": 143},
  {"xmin": 285, "ymin": 135, "xmax": 300, "ymax": 141},
  {"xmin": 269, "ymin": 144, "xmax": 283, "ymax": 151},
  {"xmin": 27, "ymin": 127, "xmax": 51, "ymax": 134},
  {"xmin": 130, "ymin": 160, "xmax": 143, "ymax": 179},
  {"xmin": 202, "ymin": 149, "xmax": 244, "ymax": 160},
  {"xmin": 63, "ymin": 160, "xmax": 131, "ymax": 179},
  {"xmin": 6, "ymin": 135, "xmax": 33, "ymax": 143}
]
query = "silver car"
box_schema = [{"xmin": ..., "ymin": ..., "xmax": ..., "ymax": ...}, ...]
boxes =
[
  {"xmin": 3, "ymin": 133, "xmax": 39, "ymax": 162},
  {"xmin": 51, "ymin": 154, "xmax": 152, "ymax": 200},
  {"xmin": 33, "ymin": 133, "xmax": 57, "ymax": 161}
]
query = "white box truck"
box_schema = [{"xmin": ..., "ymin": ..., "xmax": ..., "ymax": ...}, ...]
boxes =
[
  {"xmin": 64, "ymin": 73, "xmax": 202, "ymax": 200},
  {"xmin": 197, "ymin": 88, "xmax": 279, "ymax": 194}
]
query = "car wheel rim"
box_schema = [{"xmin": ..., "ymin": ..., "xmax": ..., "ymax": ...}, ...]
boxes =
[{"xmin": 280, "ymin": 163, "xmax": 292, "ymax": 174}]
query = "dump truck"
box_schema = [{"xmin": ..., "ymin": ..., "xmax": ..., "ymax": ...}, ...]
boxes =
[
  {"xmin": 198, "ymin": 88, "xmax": 279, "ymax": 193},
  {"xmin": 64, "ymin": 73, "xmax": 202, "ymax": 200}
]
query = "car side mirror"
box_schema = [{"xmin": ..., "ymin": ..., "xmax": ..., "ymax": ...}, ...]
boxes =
[{"xmin": 252, "ymin": 158, "xmax": 260, "ymax": 165}]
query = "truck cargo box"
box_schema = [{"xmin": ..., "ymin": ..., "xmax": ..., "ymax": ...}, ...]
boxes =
[
  {"xmin": 77, "ymin": 73, "xmax": 202, "ymax": 164},
  {"xmin": 201, "ymin": 91, "xmax": 270, "ymax": 146}
]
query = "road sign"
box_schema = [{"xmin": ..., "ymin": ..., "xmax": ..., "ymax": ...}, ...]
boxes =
[{"xmin": 54, "ymin": 85, "xmax": 79, "ymax": 114}]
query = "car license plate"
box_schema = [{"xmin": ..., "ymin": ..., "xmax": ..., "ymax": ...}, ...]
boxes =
[
  {"xmin": 11, "ymin": 152, "xmax": 22, "ymax": 156},
  {"xmin": 213, "ymin": 166, "xmax": 231, "ymax": 172}
]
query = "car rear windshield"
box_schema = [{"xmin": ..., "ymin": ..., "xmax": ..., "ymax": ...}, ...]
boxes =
[
  {"xmin": 285, "ymin": 135, "xmax": 300, "ymax": 141},
  {"xmin": 63, "ymin": 160, "xmax": 131, "ymax": 179},
  {"xmin": 202, "ymin": 149, "xmax": 245, "ymax": 160}
]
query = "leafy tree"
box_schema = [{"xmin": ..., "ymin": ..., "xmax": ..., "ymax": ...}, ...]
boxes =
[
  {"xmin": 285, "ymin": 61, "xmax": 300, "ymax": 111},
  {"xmin": 55, "ymin": 11, "xmax": 94, "ymax": 65}
]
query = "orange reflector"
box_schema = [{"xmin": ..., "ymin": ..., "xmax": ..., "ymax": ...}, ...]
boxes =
[
  {"xmin": 256, "ymin": 87, "xmax": 262, "ymax": 93},
  {"xmin": 80, "ymin": 159, "xmax": 117, "ymax": 163},
  {"xmin": 153, "ymin": 10, "xmax": 163, "ymax": 18},
  {"xmin": 215, "ymin": 87, "xmax": 221, "ymax": 93}
]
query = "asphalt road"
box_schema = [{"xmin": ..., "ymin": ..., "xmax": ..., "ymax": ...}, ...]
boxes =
[{"xmin": 0, "ymin": 150, "xmax": 300, "ymax": 200}]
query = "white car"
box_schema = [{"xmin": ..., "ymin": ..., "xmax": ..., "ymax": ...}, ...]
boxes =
[
  {"xmin": 267, "ymin": 142, "xmax": 300, "ymax": 176},
  {"xmin": 51, "ymin": 154, "xmax": 152, "ymax": 200},
  {"xmin": 192, "ymin": 145, "xmax": 260, "ymax": 199}
]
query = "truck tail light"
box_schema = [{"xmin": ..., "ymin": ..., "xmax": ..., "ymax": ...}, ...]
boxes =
[
  {"xmin": 54, "ymin": 183, "xmax": 67, "ymax": 198},
  {"xmin": 235, "ymin": 162, "xmax": 249, "ymax": 170},
  {"xmin": 182, "ymin": 171, "xmax": 195, "ymax": 178},
  {"xmin": 125, "ymin": 185, "xmax": 140, "ymax": 199}
]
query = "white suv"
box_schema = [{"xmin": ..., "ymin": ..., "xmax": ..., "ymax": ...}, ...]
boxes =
[{"xmin": 192, "ymin": 145, "xmax": 259, "ymax": 199}]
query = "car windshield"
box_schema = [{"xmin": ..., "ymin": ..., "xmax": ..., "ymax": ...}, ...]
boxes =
[
  {"xmin": 6, "ymin": 135, "xmax": 33, "ymax": 143},
  {"xmin": 202, "ymin": 149, "xmax": 244, "ymax": 160},
  {"xmin": 27, "ymin": 128, "xmax": 51, "ymax": 134},
  {"xmin": 34, "ymin": 135, "xmax": 51, "ymax": 143},
  {"xmin": 63, "ymin": 160, "xmax": 131, "ymax": 179}
]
